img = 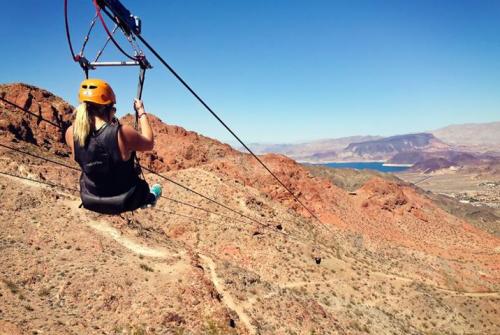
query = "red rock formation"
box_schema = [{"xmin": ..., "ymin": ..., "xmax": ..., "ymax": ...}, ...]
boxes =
[
  {"xmin": 0, "ymin": 83, "xmax": 73, "ymax": 154},
  {"xmin": 1, "ymin": 83, "xmax": 499, "ymax": 334}
]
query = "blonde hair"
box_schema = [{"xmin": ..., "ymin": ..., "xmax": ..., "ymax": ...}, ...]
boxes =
[{"xmin": 73, "ymin": 103, "xmax": 93, "ymax": 146}]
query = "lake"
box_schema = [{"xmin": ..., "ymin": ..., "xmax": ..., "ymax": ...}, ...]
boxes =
[{"xmin": 321, "ymin": 162, "xmax": 411, "ymax": 173}]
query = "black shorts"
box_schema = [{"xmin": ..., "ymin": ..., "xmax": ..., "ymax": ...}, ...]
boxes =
[
  {"xmin": 124, "ymin": 178, "xmax": 155, "ymax": 212},
  {"xmin": 80, "ymin": 178, "xmax": 154, "ymax": 214}
]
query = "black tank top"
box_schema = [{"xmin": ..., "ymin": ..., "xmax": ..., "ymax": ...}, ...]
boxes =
[{"xmin": 74, "ymin": 123, "xmax": 139, "ymax": 197}]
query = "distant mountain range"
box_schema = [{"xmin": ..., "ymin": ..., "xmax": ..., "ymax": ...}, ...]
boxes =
[
  {"xmin": 432, "ymin": 122, "xmax": 500, "ymax": 152},
  {"xmin": 246, "ymin": 122, "xmax": 500, "ymax": 165},
  {"xmin": 339, "ymin": 133, "xmax": 450, "ymax": 162},
  {"xmin": 246, "ymin": 136, "xmax": 381, "ymax": 162}
]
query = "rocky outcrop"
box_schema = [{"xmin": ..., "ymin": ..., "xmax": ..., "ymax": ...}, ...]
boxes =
[{"xmin": 0, "ymin": 83, "xmax": 73, "ymax": 153}]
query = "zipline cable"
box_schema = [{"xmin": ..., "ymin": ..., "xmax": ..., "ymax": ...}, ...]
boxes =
[
  {"xmin": 0, "ymin": 168, "xmax": 323, "ymax": 251},
  {"xmin": 161, "ymin": 195, "xmax": 254, "ymax": 226},
  {"xmin": 133, "ymin": 33, "xmax": 321, "ymax": 222},
  {"xmin": 0, "ymin": 169, "xmax": 347, "ymax": 334},
  {"xmin": 66, "ymin": 0, "xmax": 320, "ymax": 223},
  {"xmin": 141, "ymin": 165, "xmax": 268, "ymax": 226}
]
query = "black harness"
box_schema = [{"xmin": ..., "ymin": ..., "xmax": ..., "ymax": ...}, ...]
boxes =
[{"xmin": 74, "ymin": 123, "xmax": 143, "ymax": 214}]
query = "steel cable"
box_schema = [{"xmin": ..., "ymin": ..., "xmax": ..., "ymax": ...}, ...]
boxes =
[
  {"xmin": 134, "ymin": 34, "xmax": 321, "ymax": 222},
  {"xmin": 64, "ymin": 0, "xmax": 320, "ymax": 224}
]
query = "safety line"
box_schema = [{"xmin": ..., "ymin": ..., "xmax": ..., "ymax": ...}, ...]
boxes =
[
  {"xmin": 79, "ymin": 14, "xmax": 99, "ymax": 57},
  {"xmin": 0, "ymin": 96, "xmax": 64, "ymax": 129},
  {"xmin": 0, "ymin": 170, "xmax": 79, "ymax": 193},
  {"xmin": 0, "ymin": 143, "xmax": 79, "ymax": 171},
  {"xmin": 141, "ymin": 165, "xmax": 270, "ymax": 227},
  {"xmin": 0, "ymin": 137, "xmax": 270, "ymax": 229},
  {"xmin": 161, "ymin": 195, "xmax": 253, "ymax": 226},
  {"xmin": 92, "ymin": 0, "xmax": 137, "ymax": 61},
  {"xmin": 94, "ymin": 24, "xmax": 120, "ymax": 63},
  {"xmin": 1, "ymin": 133, "xmax": 341, "ymax": 256},
  {"xmin": 1, "ymin": 96, "xmax": 322, "ymax": 241},
  {"xmin": 0, "ymin": 141, "xmax": 250, "ymax": 224}
]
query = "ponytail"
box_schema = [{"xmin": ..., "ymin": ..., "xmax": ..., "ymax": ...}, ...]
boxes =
[{"xmin": 73, "ymin": 103, "xmax": 93, "ymax": 146}]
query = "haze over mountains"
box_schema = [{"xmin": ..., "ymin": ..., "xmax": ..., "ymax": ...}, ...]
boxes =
[
  {"xmin": 433, "ymin": 122, "xmax": 500, "ymax": 152},
  {"xmin": 245, "ymin": 122, "xmax": 500, "ymax": 175},
  {"xmin": 0, "ymin": 83, "xmax": 499, "ymax": 334},
  {"xmin": 247, "ymin": 122, "xmax": 500, "ymax": 165}
]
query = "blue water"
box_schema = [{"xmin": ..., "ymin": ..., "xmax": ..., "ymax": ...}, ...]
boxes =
[{"xmin": 321, "ymin": 162, "xmax": 410, "ymax": 173}]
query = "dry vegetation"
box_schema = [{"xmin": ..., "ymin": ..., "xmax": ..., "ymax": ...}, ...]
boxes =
[
  {"xmin": 1, "ymin": 146, "xmax": 499, "ymax": 335},
  {"xmin": 0, "ymin": 84, "xmax": 499, "ymax": 334}
]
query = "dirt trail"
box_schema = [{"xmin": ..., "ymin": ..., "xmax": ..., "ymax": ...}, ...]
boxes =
[
  {"xmin": 199, "ymin": 254, "xmax": 257, "ymax": 335},
  {"xmin": 66, "ymin": 195, "xmax": 258, "ymax": 332},
  {"xmin": 87, "ymin": 220, "xmax": 169, "ymax": 258}
]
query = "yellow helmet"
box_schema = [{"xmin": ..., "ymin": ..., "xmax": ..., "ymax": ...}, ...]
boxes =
[{"xmin": 78, "ymin": 78, "xmax": 116, "ymax": 105}]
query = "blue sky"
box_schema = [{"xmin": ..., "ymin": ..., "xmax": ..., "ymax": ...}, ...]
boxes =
[{"xmin": 2, "ymin": 0, "xmax": 499, "ymax": 143}]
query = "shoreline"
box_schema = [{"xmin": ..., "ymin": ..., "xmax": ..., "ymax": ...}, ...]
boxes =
[
  {"xmin": 382, "ymin": 163, "xmax": 414, "ymax": 167},
  {"xmin": 298, "ymin": 160, "xmax": 413, "ymax": 167},
  {"xmin": 298, "ymin": 160, "xmax": 386, "ymax": 164}
]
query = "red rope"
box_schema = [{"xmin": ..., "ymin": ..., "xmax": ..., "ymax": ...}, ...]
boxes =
[
  {"xmin": 64, "ymin": 0, "xmax": 77, "ymax": 61},
  {"xmin": 92, "ymin": 0, "xmax": 137, "ymax": 61}
]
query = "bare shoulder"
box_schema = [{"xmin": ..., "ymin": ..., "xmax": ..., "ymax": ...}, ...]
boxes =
[
  {"xmin": 65, "ymin": 125, "xmax": 73, "ymax": 145},
  {"xmin": 65, "ymin": 125, "xmax": 75, "ymax": 160},
  {"xmin": 118, "ymin": 124, "xmax": 139, "ymax": 141}
]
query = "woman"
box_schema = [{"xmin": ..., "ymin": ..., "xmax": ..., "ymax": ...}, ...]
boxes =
[{"xmin": 65, "ymin": 78, "xmax": 162, "ymax": 214}]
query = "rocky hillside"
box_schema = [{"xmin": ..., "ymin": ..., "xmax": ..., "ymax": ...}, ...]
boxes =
[
  {"xmin": 0, "ymin": 83, "xmax": 499, "ymax": 335},
  {"xmin": 0, "ymin": 83, "xmax": 72, "ymax": 154}
]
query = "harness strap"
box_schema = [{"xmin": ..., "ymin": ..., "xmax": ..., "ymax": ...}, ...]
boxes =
[{"xmin": 133, "ymin": 63, "xmax": 148, "ymax": 181}]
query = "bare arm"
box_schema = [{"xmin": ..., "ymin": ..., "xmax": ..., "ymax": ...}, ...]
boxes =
[
  {"xmin": 65, "ymin": 125, "xmax": 75, "ymax": 161},
  {"xmin": 117, "ymin": 99, "xmax": 154, "ymax": 160},
  {"xmin": 134, "ymin": 99, "xmax": 153, "ymax": 145}
]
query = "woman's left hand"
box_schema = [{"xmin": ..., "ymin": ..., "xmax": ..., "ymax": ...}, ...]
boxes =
[{"xmin": 134, "ymin": 99, "xmax": 145, "ymax": 113}]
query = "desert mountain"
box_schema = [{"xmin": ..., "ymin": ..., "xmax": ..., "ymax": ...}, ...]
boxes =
[
  {"xmin": 388, "ymin": 150, "xmax": 500, "ymax": 173},
  {"xmin": 431, "ymin": 121, "xmax": 500, "ymax": 152},
  {"xmin": 0, "ymin": 83, "xmax": 499, "ymax": 335},
  {"xmin": 246, "ymin": 121, "xmax": 500, "ymax": 164},
  {"xmin": 338, "ymin": 133, "xmax": 449, "ymax": 162},
  {"xmin": 246, "ymin": 136, "xmax": 381, "ymax": 162}
]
